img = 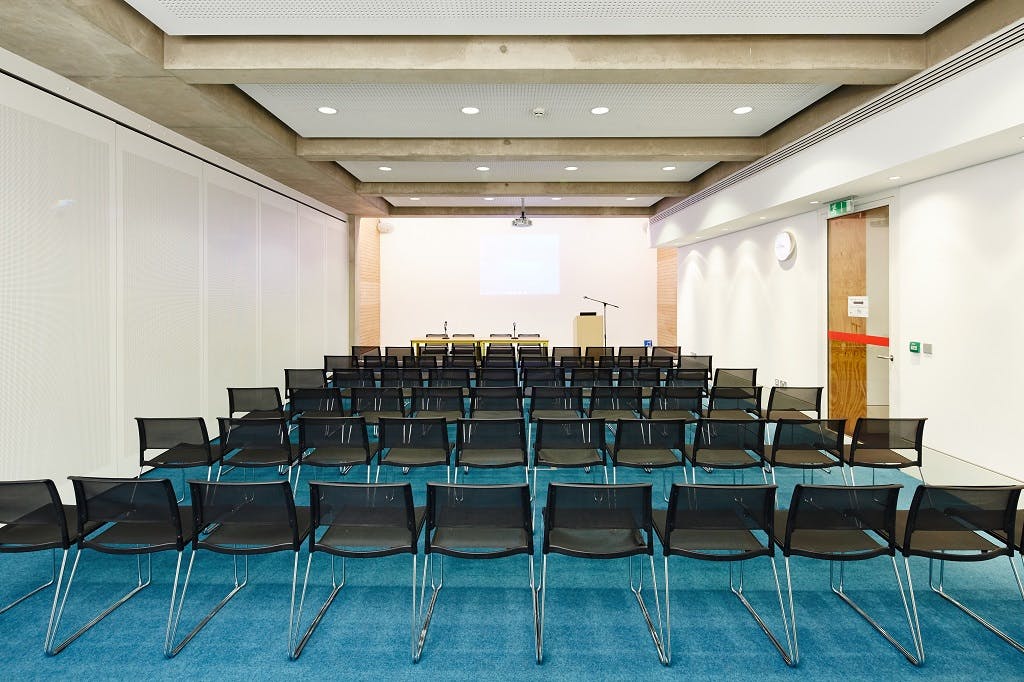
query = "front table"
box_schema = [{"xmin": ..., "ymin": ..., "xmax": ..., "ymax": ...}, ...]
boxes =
[{"xmin": 410, "ymin": 337, "xmax": 549, "ymax": 355}]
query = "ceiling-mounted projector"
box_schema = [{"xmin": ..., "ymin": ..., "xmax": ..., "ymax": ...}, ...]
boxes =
[{"xmin": 512, "ymin": 198, "xmax": 532, "ymax": 227}]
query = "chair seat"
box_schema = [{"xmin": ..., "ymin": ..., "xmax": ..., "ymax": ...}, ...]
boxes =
[
  {"xmin": 431, "ymin": 526, "xmax": 531, "ymax": 553},
  {"xmin": 0, "ymin": 506, "xmax": 89, "ymax": 549},
  {"xmin": 535, "ymin": 448, "xmax": 603, "ymax": 467},
  {"xmin": 843, "ymin": 446, "xmax": 917, "ymax": 468},
  {"xmin": 380, "ymin": 447, "xmax": 449, "ymax": 467},
  {"xmin": 767, "ymin": 410, "xmax": 815, "ymax": 422},
  {"xmin": 302, "ymin": 446, "xmax": 370, "ymax": 467},
  {"xmin": 589, "ymin": 409, "xmax": 639, "ymax": 421},
  {"xmin": 770, "ymin": 448, "xmax": 841, "ymax": 468},
  {"xmin": 773, "ymin": 509, "xmax": 886, "ymax": 555},
  {"xmin": 317, "ymin": 507, "xmax": 426, "ymax": 554},
  {"xmin": 684, "ymin": 446, "xmax": 761, "ymax": 468},
  {"xmin": 85, "ymin": 507, "xmax": 195, "ymax": 552},
  {"xmin": 652, "ymin": 509, "xmax": 767, "ymax": 555},
  {"xmin": 225, "ymin": 447, "xmax": 294, "ymax": 467},
  {"xmin": 546, "ymin": 528, "xmax": 646, "ymax": 557},
  {"xmin": 457, "ymin": 448, "xmax": 526, "ymax": 467},
  {"xmin": 531, "ymin": 410, "xmax": 581, "ymax": 421},
  {"xmin": 200, "ymin": 507, "xmax": 311, "ymax": 552},
  {"xmin": 614, "ymin": 448, "xmax": 681, "ymax": 468},
  {"xmin": 470, "ymin": 410, "xmax": 523, "ymax": 420},
  {"xmin": 145, "ymin": 443, "xmax": 213, "ymax": 468},
  {"xmin": 894, "ymin": 510, "xmax": 1005, "ymax": 554}
]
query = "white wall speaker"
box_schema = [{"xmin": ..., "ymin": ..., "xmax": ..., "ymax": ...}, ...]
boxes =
[{"xmin": 377, "ymin": 220, "xmax": 395, "ymax": 234}]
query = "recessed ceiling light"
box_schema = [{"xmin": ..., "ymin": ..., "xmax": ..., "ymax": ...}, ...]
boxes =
[
  {"xmin": 484, "ymin": 197, "xmax": 495, "ymax": 201},
  {"xmin": 476, "ymin": 166, "xmax": 490, "ymax": 172},
  {"xmin": 888, "ymin": 175, "xmax": 901, "ymax": 180},
  {"xmin": 551, "ymin": 197, "xmax": 562, "ymax": 201},
  {"xmin": 409, "ymin": 197, "xmax": 421, "ymax": 201},
  {"xmin": 662, "ymin": 166, "xmax": 677, "ymax": 171},
  {"xmin": 461, "ymin": 106, "xmax": 480, "ymax": 115},
  {"xmin": 809, "ymin": 200, "xmax": 820, "ymax": 204},
  {"xmin": 378, "ymin": 166, "xmax": 392, "ymax": 171},
  {"xmin": 733, "ymin": 106, "xmax": 754, "ymax": 115},
  {"xmin": 759, "ymin": 216, "xmax": 767, "ymax": 220},
  {"xmin": 625, "ymin": 197, "xmax": 636, "ymax": 201},
  {"xmin": 590, "ymin": 106, "xmax": 610, "ymax": 115},
  {"xmin": 317, "ymin": 106, "xmax": 337, "ymax": 115},
  {"xmin": 564, "ymin": 166, "xmax": 579, "ymax": 171}
]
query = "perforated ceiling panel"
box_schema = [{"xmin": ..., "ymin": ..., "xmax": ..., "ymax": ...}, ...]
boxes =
[
  {"xmin": 241, "ymin": 83, "xmax": 838, "ymax": 139},
  {"xmin": 386, "ymin": 196, "xmax": 662, "ymax": 207},
  {"xmin": 342, "ymin": 160, "xmax": 713, "ymax": 182},
  {"xmin": 126, "ymin": 0, "xmax": 973, "ymax": 35}
]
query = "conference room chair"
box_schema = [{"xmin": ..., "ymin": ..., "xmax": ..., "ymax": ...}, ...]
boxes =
[
  {"xmin": 329, "ymin": 367, "xmax": 376, "ymax": 393},
  {"xmin": 610, "ymin": 418, "xmax": 686, "ymax": 487},
  {"xmin": 426, "ymin": 367, "xmax": 471, "ymax": 390},
  {"xmin": 324, "ymin": 355, "xmax": 358, "ymax": 373},
  {"xmin": 703, "ymin": 385, "xmax": 762, "ymax": 419},
  {"xmin": 617, "ymin": 366, "xmax": 663, "ymax": 390},
  {"xmin": 587, "ymin": 385, "xmax": 643, "ymax": 423},
  {"xmin": 385, "ymin": 346, "xmax": 416, "ymax": 368},
  {"xmin": 380, "ymin": 367, "xmax": 425, "ymax": 394},
  {"xmin": 651, "ymin": 345, "xmax": 680, "ymax": 363},
  {"xmin": 842, "ymin": 418, "xmax": 927, "ymax": 485},
  {"xmin": 451, "ymin": 333, "xmax": 475, "ymax": 338},
  {"xmin": 287, "ymin": 387, "xmax": 346, "ymax": 422},
  {"xmin": 136, "ymin": 417, "xmax": 218, "ymax": 499},
  {"xmin": 49, "ymin": 477, "xmax": 192, "ymax": 656},
  {"xmin": 896, "ymin": 485, "xmax": 1024, "ymax": 658},
  {"xmin": 425, "ymin": 333, "xmax": 449, "ymax": 338},
  {"xmin": 296, "ymin": 416, "xmax": 374, "ymax": 484},
  {"xmin": 646, "ymin": 386, "xmax": 703, "ymax": 420},
  {"xmin": 0, "ymin": 480, "xmax": 88, "ymax": 650},
  {"xmin": 416, "ymin": 483, "xmax": 537, "ymax": 663},
  {"xmin": 521, "ymin": 365, "xmax": 564, "ymax": 392},
  {"xmin": 644, "ymin": 354, "xmax": 676, "ymax": 369},
  {"xmin": 551, "ymin": 346, "xmax": 581, "ymax": 366},
  {"xmin": 617, "ymin": 346, "xmax": 649, "ymax": 368},
  {"xmin": 486, "ymin": 335, "xmax": 515, "ymax": 356},
  {"xmin": 653, "ymin": 484, "xmax": 794, "ymax": 666},
  {"xmin": 454, "ymin": 418, "xmax": 529, "ymax": 484},
  {"xmin": 478, "ymin": 366, "xmax": 519, "ymax": 387},
  {"xmin": 291, "ymin": 482, "xmax": 423, "ymax": 661},
  {"xmin": 766, "ymin": 419, "xmax": 847, "ymax": 486},
  {"xmin": 764, "ymin": 386, "xmax": 823, "ymax": 422},
  {"xmin": 538, "ymin": 482, "xmax": 664, "ymax": 664},
  {"xmin": 217, "ymin": 417, "xmax": 300, "ymax": 489},
  {"xmin": 375, "ymin": 417, "xmax": 452, "ymax": 483},
  {"xmin": 482, "ymin": 354, "xmax": 517, "ymax": 369},
  {"xmin": 713, "ymin": 368, "xmax": 757, "ymax": 388},
  {"xmin": 352, "ymin": 345, "xmax": 382, "ymax": 365},
  {"xmin": 518, "ymin": 356, "xmax": 554, "ymax": 371},
  {"xmin": 774, "ymin": 483, "xmax": 919, "ymax": 666},
  {"xmin": 361, "ymin": 353, "xmax": 386, "ymax": 369},
  {"xmin": 350, "ymin": 386, "xmax": 407, "ymax": 429},
  {"xmin": 468, "ymin": 386, "xmax": 524, "ymax": 420},
  {"xmin": 410, "ymin": 386, "xmax": 465, "ymax": 423},
  {"xmin": 678, "ymin": 355, "xmax": 712, "ymax": 381},
  {"xmin": 596, "ymin": 355, "xmax": 617, "ymax": 369},
  {"xmin": 665, "ymin": 368, "xmax": 709, "ymax": 395},
  {"xmin": 558, "ymin": 355, "xmax": 594, "ymax": 369},
  {"xmin": 166, "ymin": 480, "xmax": 310, "ymax": 658},
  {"xmin": 526, "ymin": 386, "xmax": 584, "ymax": 443},
  {"xmin": 421, "ymin": 334, "xmax": 450, "ymax": 359},
  {"xmin": 567, "ymin": 366, "xmax": 613, "ymax": 389},
  {"xmin": 686, "ymin": 418, "xmax": 766, "ymax": 483},
  {"xmin": 284, "ymin": 369, "xmax": 328, "ymax": 398},
  {"xmin": 414, "ymin": 353, "xmax": 443, "ymax": 368},
  {"xmin": 227, "ymin": 386, "xmax": 285, "ymax": 419},
  {"xmin": 444, "ymin": 353, "xmax": 479, "ymax": 369},
  {"xmin": 532, "ymin": 417, "xmax": 609, "ymax": 492}
]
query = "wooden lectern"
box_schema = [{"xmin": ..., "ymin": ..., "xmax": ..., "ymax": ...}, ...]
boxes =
[{"xmin": 574, "ymin": 314, "xmax": 604, "ymax": 349}]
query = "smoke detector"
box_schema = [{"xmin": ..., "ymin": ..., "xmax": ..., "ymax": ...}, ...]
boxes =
[
  {"xmin": 531, "ymin": 107, "xmax": 546, "ymax": 118},
  {"xmin": 512, "ymin": 198, "xmax": 532, "ymax": 228}
]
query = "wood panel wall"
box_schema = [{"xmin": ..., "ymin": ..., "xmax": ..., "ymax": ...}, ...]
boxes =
[
  {"xmin": 827, "ymin": 214, "xmax": 867, "ymax": 423},
  {"xmin": 656, "ymin": 247, "xmax": 678, "ymax": 347},
  {"xmin": 355, "ymin": 216, "xmax": 380, "ymax": 346}
]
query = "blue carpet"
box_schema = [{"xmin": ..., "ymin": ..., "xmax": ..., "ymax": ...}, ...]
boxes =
[{"xmin": 4, "ymin": 449, "xmax": 1024, "ymax": 680}]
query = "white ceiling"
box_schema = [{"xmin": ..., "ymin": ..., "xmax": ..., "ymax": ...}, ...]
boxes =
[
  {"xmin": 344, "ymin": 160, "xmax": 714, "ymax": 182},
  {"xmin": 126, "ymin": 0, "xmax": 974, "ymax": 35},
  {"xmin": 240, "ymin": 83, "xmax": 839, "ymax": 138},
  {"xmin": 387, "ymin": 196, "xmax": 663, "ymax": 207}
]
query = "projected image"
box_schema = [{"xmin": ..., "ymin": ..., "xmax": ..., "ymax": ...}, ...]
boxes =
[{"xmin": 479, "ymin": 234, "xmax": 560, "ymax": 295}]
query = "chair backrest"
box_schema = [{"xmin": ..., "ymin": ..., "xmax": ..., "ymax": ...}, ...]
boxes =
[
  {"xmin": 559, "ymin": 355, "xmax": 594, "ymax": 369},
  {"xmin": 770, "ymin": 419, "xmax": 845, "ymax": 460},
  {"xmin": 482, "ymin": 355, "xmax": 516, "ymax": 368},
  {"xmin": 567, "ymin": 366, "xmax": 613, "ymax": 387},
  {"xmin": 588, "ymin": 385, "xmax": 643, "ymax": 414},
  {"xmin": 425, "ymin": 333, "xmax": 449, "ymax": 338},
  {"xmin": 385, "ymin": 346, "xmax": 415, "ymax": 366},
  {"xmin": 324, "ymin": 355, "xmax": 358, "ymax": 372},
  {"xmin": 452, "ymin": 333, "xmax": 475, "ymax": 338},
  {"xmin": 136, "ymin": 417, "xmax": 213, "ymax": 467},
  {"xmin": 713, "ymin": 367, "xmax": 757, "ymax": 387},
  {"xmin": 469, "ymin": 386, "xmax": 523, "ymax": 414},
  {"xmin": 693, "ymin": 418, "xmax": 765, "ymax": 454},
  {"xmin": 617, "ymin": 346, "xmax": 648, "ymax": 367},
  {"xmin": 849, "ymin": 418, "xmax": 926, "ymax": 466},
  {"xmin": 519, "ymin": 356, "xmax": 553, "ymax": 371},
  {"xmin": 612, "ymin": 419, "xmax": 685, "ymax": 458},
  {"xmin": 489, "ymin": 333, "xmax": 513, "ymax": 338},
  {"xmin": 353, "ymin": 345, "xmax": 381, "ymax": 358},
  {"xmin": 781, "ymin": 484, "xmax": 902, "ymax": 559},
  {"xmin": 425, "ymin": 483, "xmax": 533, "ymax": 557},
  {"xmin": 377, "ymin": 417, "xmax": 450, "ymax": 451},
  {"xmin": 70, "ymin": 477, "xmax": 186, "ymax": 551},
  {"xmin": 661, "ymin": 484, "xmax": 776, "ymax": 559},
  {"xmin": 456, "ymin": 418, "xmax": 527, "ymax": 463},
  {"xmin": 766, "ymin": 386, "xmax": 823, "ymax": 419},
  {"xmin": 415, "ymin": 353, "xmax": 443, "ymax": 368},
  {"xmin": 649, "ymin": 386, "xmax": 702, "ymax": 417},
  {"xmin": 380, "ymin": 367, "xmax": 425, "ymax": 388},
  {"xmin": 902, "ymin": 485, "xmax": 1021, "ymax": 559},
  {"xmin": 707, "ymin": 385, "xmax": 762, "ymax": 415},
  {"xmin": 521, "ymin": 365, "xmax": 563, "ymax": 388},
  {"xmin": 289, "ymin": 387, "xmax": 346, "ymax": 418},
  {"xmin": 189, "ymin": 480, "xmax": 303, "ymax": 552},
  {"xmin": 0, "ymin": 479, "xmax": 73, "ymax": 550},
  {"xmin": 678, "ymin": 354, "xmax": 712, "ymax": 377},
  {"xmin": 427, "ymin": 367, "xmax": 471, "ymax": 388},
  {"xmin": 227, "ymin": 387, "xmax": 283, "ymax": 416},
  {"xmin": 543, "ymin": 483, "xmax": 653, "ymax": 556},
  {"xmin": 618, "ymin": 366, "xmax": 662, "ymax": 387},
  {"xmin": 284, "ymin": 368, "xmax": 328, "ymax": 395},
  {"xmin": 585, "ymin": 346, "xmax": 613, "ymax": 361},
  {"xmin": 477, "ymin": 367, "xmax": 519, "ymax": 387},
  {"xmin": 217, "ymin": 417, "xmax": 292, "ymax": 458},
  {"xmin": 444, "ymin": 353, "xmax": 478, "ymax": 368},
  {"xmin": 411, "ymin": 386, "xmax": 465, "ymax": 416},
  {"xmin": 517, "ymin": 333, "xmax": 541, "ymax": 338},
  {"xmin": 528, "ymin": 386, "xmax": 584, "ymax": 417},
  {"xmin": 330, "ymin": 367, "xmax": 377, "ymax": 389},
  {"xmin": 350, "ymin": 386, "xmax": 406, "ymax": 415},
  {"xmin": 666, "ymin": 368, "xmax": 708, "ymax": 393},
  {"xmin": 298, "ymin": 416, "xmax": 371, "ymax": 457},
  {"xmin": 644, "ymin": 355, "xmax": 675, "ymax": 368},
  {"xmin": 652, "ymin": 345, "xmax": 680, "ymax": 360},
  {"xmin": 552, "ymin": 346, "xmax": 581, "ymax": 364},
  {"xmin": 534, "ymin": 417, "xmax": 606, "ymax": 451},
  {"xmin": 308, "ymin": 482, "xmax": 418, "ymax": 555}
]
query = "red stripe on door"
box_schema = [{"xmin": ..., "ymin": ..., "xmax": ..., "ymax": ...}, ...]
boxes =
[{"xmin": 827, "ymin": 330, "xmax": 890, "ymax": 346}]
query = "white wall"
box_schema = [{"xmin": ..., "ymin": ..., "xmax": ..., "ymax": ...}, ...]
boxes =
[
  {"xmin": 379, "ymin": 217, "xmax": 656, "ymax": 348},
  {"xmin": 0, "ymin": 66, "xmax": 350, "ymax": 491},
  {"xmin": 676, "ymin": 210, "xmax": 827, "ymax": 388}
]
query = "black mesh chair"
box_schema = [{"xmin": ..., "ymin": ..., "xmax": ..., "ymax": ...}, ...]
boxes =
[
  {"xmin": 426, "ymin": 367, "xmax": 471, "ymax": 389},
  {"xmin": 292, "ymin": 482, "xmax": 424, "ymax": 660},
  {"xmin": 774, "ymin": 484, "xmax": 919, "ymax": 666},
  {"xmin": 585, "ymin": 346, "xmax": 614, "ymax": 363},
  {"xmin": 49, "ymin": 477, "xmax": 193, "ymax": 655},
  {"xmin": 411, "ymin": 386, "xmax": 465, "ymax": 422},
  {"xmin": 329, "ymin": 367, "xmax": 376, "ymax": 393},
  {"xmin": 136, "ymin": 417, "xmax": 217, "ymax": 499},
  {"xmin": 766, "ymin": 419, "xmax": 846, "ymax": 485},
  {"xmin": 704, "ymin": 385, "xmax": 762, "ymax": 419},
  {"xmin": 350, "ymin": 386, "xmax": 407, "ymax": 428},
  {"xmin": 415, "ymin": 352, "xmax": 444, "ymax": 368},
  {"xmin": 297, "ymin": 416, "xmax": 374, "ymax": 484},
  {"xmin": 468, "ymin": 386, "xmax": 524, "ymax": 420},
  {"xmin": 618, "ymin": 366, "xmax": 663, "ymax": 390},
  {"xmin": 287, "ymin": 387, "xmax": 346, "ymax": 422},
  {"xmin": 217, "ymin": 417, "xmax": 300, "ymax": 489},
  {"xmin": 651, "ymin": 346, "xmax": 680, "ymax": 365},
  {"xmin": 765, "ymin": 386, "xmax": 823, "ymax": 422},
  {"xmin": 519, "ymin": 356, "xmax": 554, "ymax": 372},
  {"xmin": 166, "ymin": 480, "xmax": 310, "ymax": 657},
  {"xmin": 666, "ymin": 368, "xmax": 709, "ymax": 395},
  {"xmin": 375, "ymin": 417, "xmax": 452, "ymax": 483},
  {"xmin": 227, "ymin": 387, "xmax": 284, "ymax": 419},
  {"xmin": 353, "ymin": 345, "xmax": 382, "ymax": 363},
  {"xmin": 532, "ymin": 418, "xmax": 608, "ymax": 492},
  {"xmin": 324, "ymin": 355, "xmax": 358, "ymax": 373},
  {"xmin": 454, "ymin": 418, "xmax": 529, "ymax": 484},
  {"xmin": 653, "ymin": 484, "xmax": 794, "ymax": 666},
  {"xmin": 385, "ymin": 346, "xmax": 416, "ymax": 367},
  {"xmin": 478, "ymin": 367, "xmax": 519, "ymax": 387},
  {"xmin": 587, "ymin": 385, "xmax": 643, "ymax": 422},
  {"xmin": 647, "ymin": 386, "xmax": 703, "ymax": 420},
  {"xmin": 539, "ymin": 483, "xmax": 665, "ymax": 664},
  {"xmin": 380, "ymin": 367, "xmax": 425, "ymax": 393},
  {"xmin": 527, "ymin": 386, "xmax": 583, "ymax": 443},
  {"xmin": 284, "ymin": 369, "xmax": 328, "ymax": 398},
  {"xmin": 559, "ymin": 355, "xmax": 594, "ymax": 369},
  {"xmin": 0, "ymin": 480, "xmax": 83, "ymax": 649},
  {"xmin": 567, "ymin": 366, "xmax": 613, "ymax": 388},
  {"xmin": 551, "ymin": 346, "xmax": 580, "ymax": 366},
  {"xmin": 444, "ymin": 353, "xmax": 479, "ymax": 370},
  {"xmin": 713, "ymin": 367, "xmax": 755, "ymax": 387},
  {"xmin": 678, "ymin": 354, "xmax": 712, "ymax": 380},
  {"xmin": 843, "ymin": 418, "xmax": 927, "ymax": 484},
  {"xmin": 617, "ymin": 346, "xmax": 648, "ymax": 368},
  {"xmin": 645, "ymin": 355, "xmax": 675, "ymax": 369},
  {"xmin": 610, "ymin": 419, "xmax": 686, "ymax": 486},
  {"xmin": 686, "ymin": 418, "xmax": 766, "ymax": 483},
  {"xmin": 521, "ymin": 366, "xmax": 564, "ymax": 392},
  {"xmin": 417, "ymin": 483, "xmax": 537, "ymax": 662},
  {"xmin": 482, "ymin": 354, "xmax": 517, "ymax": 369},
  {"xmin": 896, "ymin": 485, "xmax": 1024, "ymax": 658}
]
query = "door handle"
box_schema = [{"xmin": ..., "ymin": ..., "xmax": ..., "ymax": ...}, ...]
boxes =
[{"xmin": 875, "ymin": 354, "xmax": 894, "ymax": 362}]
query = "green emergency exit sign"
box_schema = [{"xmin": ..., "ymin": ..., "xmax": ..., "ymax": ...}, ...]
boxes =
[{"xmin": 828, "ymin": 198, "xmax": 855, "ymax": 218}]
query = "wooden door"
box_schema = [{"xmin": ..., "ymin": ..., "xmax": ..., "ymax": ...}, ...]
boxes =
[{"xmin": 828, "ymin": 215, "xmax": 867, "ymax": 423}]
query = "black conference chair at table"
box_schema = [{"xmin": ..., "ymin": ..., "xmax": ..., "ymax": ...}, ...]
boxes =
[
  {"xmin": 539, "ymin": 482, "xmax": 665, "ymax": 664},
  {"xmin": 653, "ymin": 484, "xmax": 794, "ymax": 666},
  {"xmin": 416, "ymin": 483, "xmax": 538, "ymax": 663},
  {"xmin": 48, "ymin": 477, "xmax": 193, "ymax": 656},
  {"xmin": 291, "ymin": 482, "xmax": 424, "ymax": 661}
]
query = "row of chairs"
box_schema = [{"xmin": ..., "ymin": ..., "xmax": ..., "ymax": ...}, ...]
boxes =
[
  {"xmin": 5, "ymin": 478, "xmax": 1023, "ymax": 667},
  {"xmin": 339, "ymin": 346, "xmax": 698, "ymax": 369}
]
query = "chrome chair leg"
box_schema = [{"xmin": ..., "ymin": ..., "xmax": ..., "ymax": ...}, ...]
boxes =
[
  {"xmin": 538, "ymin": 555, "xmax": 547, "ymax": 663},
  {"xmin": 291, "ymin": 554, "xmax": 347, "ymax": 659},
  {"xmin": 628, "ymin": 555, "xmax": 667, "ymax": 664},
  {"xmin": 784, "ymin": 557, "xmax": 799, "ymax": 665},
  {"xmin": 529, "ymin": 555, "xmax": 541, "ymax": 664},
  {"xmin": 2, "ymin": 548, "xmax": 64, "ymax": 616},
  {"xmin": 727, "ymin": 559, "xmax": 796, "ymax": 666},
  {"xmin": 166, "ymin": 553, "xmax": 248, "ymax": 657},
  {"xmin": 414, "ymin": 553, "xmax": 444, "ymax": 662}
]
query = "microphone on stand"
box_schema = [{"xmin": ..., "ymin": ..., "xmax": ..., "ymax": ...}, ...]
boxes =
[
  {"xmin": 513, "ymin": 321, "xmax": 517, "ymax": 338},
  {"xmin": 444, "ymin": 320, "xmax": 448, "ymax": 336}
]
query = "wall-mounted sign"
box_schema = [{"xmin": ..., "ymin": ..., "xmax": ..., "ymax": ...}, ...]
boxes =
[
  {"xmin": 848, "ymin": 296, "xmax": 869, "ymax": 317},
  {"xmin": 828, "ymin": 197, "xmax": 856, "ymax": 218}
]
